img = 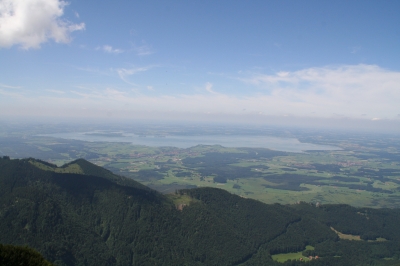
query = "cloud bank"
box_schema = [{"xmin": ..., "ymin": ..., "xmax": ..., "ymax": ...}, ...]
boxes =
[
  {"xmin": 241, "ymin": 64, "xmax": 400, "ymax": 118},
  {"xmin": 0, "ymin": 0, "xmax": 85, "ymax": 49},
  {"xmin": 1, "ymin": 64, "xmax": 399, "ymax": 131}
]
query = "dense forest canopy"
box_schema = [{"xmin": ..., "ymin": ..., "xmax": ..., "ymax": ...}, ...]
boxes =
[{"xmin": 1, "ymin": 156, "xmax": 400, "ymax": 265}]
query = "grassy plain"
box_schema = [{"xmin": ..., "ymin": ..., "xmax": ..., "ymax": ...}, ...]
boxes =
[
  {"xmin": 53, "ymin": 142, "xmax": 400, "ymax": 208},
  {"xmin": 1, "ymin": 125, "xmax": 400, "ymax": 208}
]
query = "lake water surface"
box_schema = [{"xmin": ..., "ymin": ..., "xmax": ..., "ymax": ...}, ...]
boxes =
[{"xmin": 41, "ymin": 131, "xmax": 340, "ymax": 153}]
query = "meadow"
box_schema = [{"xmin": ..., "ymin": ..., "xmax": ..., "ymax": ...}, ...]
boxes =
[{"xmin": 271, "ymin": 245, "xmax": 315, "ymax": 263}]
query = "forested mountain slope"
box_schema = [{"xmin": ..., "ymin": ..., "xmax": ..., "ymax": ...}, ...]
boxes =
[
  {"xmin": 0, "ymin": 244, "xmax": 53, "ymax": 266},
  {"xmin": 1, "ymin": 156, "xmax": 400, "ymax": 265}
]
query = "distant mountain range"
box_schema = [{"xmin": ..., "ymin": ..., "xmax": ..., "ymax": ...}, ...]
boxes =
[{"xmin": 1, "ymin": 156, "xmax": 400, "ymax": 265}]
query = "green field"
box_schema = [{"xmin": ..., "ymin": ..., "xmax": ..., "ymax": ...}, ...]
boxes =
[
  {"xmin": 1, "ymin": 125, "xmax": 400, "ymax": 208},
  {"xmin": 272, "ymin": 245, "xmax": 315, "ymax": 262}
]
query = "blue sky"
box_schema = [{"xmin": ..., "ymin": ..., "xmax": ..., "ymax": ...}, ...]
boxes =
[{"xmin": 1, "ymin": 0, "xmax": 400, "ymax": 130}]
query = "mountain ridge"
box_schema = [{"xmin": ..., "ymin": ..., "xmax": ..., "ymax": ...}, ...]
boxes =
[{"xmin": 1, "ymin": 156, "xmax": 400, "ymax": 265}]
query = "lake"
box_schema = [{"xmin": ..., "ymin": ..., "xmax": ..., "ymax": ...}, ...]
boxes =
[{"xmin": 40, "ymin": 131, "xmax": 340, "ymax": 153}]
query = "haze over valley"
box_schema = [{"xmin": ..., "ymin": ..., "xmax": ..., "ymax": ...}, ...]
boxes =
[{"xmin": 1, "ymin": 0, "xmax": 400, "ymax": 265}]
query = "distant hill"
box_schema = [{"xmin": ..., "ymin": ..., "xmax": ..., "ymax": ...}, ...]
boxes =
[{"xmin": 1, "ymin": 156, "xmax": 400, "ymax": 265}]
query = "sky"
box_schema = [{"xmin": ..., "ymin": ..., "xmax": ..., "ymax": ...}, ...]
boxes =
[{"xmin": 0, "ymin": 0, "xmax": 400, "ymax": 131}]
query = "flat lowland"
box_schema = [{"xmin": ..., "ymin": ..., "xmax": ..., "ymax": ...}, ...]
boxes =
[{"xmin": 2, "ymin": 127, "xmax": 400, "ymax": 208}]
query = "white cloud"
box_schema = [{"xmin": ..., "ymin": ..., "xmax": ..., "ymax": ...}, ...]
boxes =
[
  {"xmin": 0, "ymin": 0, "xmax": 85, "ymax": 49},
  {"xmin": 117, "ymin": 67, "xmax": 150, "ymax": 77},
  {"xmin": 116, "ymin": 67, "xmax": 151, "ymax": 85},
  {"xmin": 240, "ymin": 64, "xmax": 400, "ymax": 118},
  {"xmin": 104, "ymin": 88, "xmax": 126, "ymax": 99},
  {"xmin": 97, "ymin": 45, "xmax": 123, "ymax": 54},
  {"xmin": 2, "ymin": 83, "xmax": 400, "ymax": 132},
  {"xmin": 1, "ymin": 64, "xmax": 399, "ymax": 131},
  {"xmin": 0, "ymin": 88, "xmax": 24, "ymax": 97},
  {"xmin": 205, "ymin": 82, "xmax": 217, "ymax": 94},
  {"xmin": 0, "ymin": 83, "xmax": 21, "ymax": 89}
]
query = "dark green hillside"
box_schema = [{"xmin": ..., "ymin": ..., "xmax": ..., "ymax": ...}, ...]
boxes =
[
  {"xmin": 0, "ymin": 244, "xmax": 53, "ymax": 266},
  {"xmin": 1, "ymin": 156, "xmax": 400, "ymax": 265},
  {"xmin": 0, "ymin": 157, "xmax": 175, "ymax": 265},
  {"xmin": 0, "ymin": 157, "xmax": 301, "ymax": 265},
  {"xmin": 290, "ymin": 203, "xmax": 400, "ymax": 241}
]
